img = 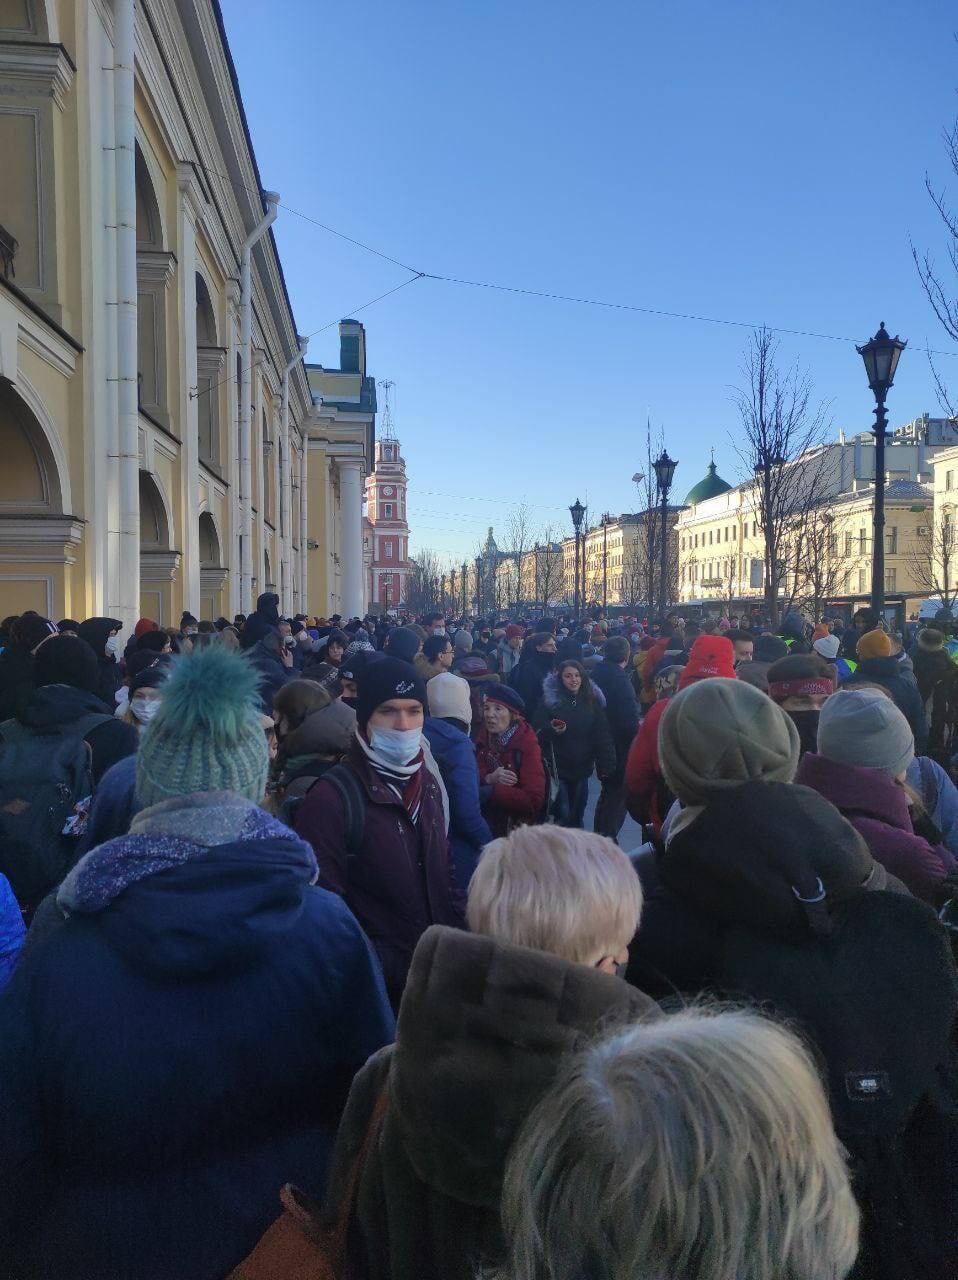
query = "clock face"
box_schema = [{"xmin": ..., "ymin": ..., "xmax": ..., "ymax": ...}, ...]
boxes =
[{"xmin": 382, "ymin": 485, "xmax": 394, "ymax": 497}]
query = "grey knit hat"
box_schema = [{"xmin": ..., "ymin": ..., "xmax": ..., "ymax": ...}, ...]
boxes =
[
  {"xmin": 136, "ymin": 645, "xmax": 269, "ymax": 808},
  {"xmin": 658, "ymin": 678, "xmax": 800, "ymax": 807},
  {"xmin": 816, "ymin": 687, "xmax": 914, "ymax": 778}
]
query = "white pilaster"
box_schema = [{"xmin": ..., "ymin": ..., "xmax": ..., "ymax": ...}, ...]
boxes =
[
  {"xmin": 339, "ymin": 458, "xmax": 364, "ymax": 618},
  {"xmin": 176, "ymin": 166, "xmax": 205, "ymax": 615}
]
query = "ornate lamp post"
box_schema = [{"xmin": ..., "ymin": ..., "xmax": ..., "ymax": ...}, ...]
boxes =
[
  {"xmin": 569, "ymin": 498, "xmax": 586, "ymax": 618},
  {"xmin": 856, "ymin": 323, "xmax": 906, "ymax": 617},
  {"xmin": 652, "ymin": 450, "xmax": 677, "ymax": 621},
  {"xmin": 460, "ymin": 561, "xmax": 468, "ymax": 618},
  {"xmin": 474, "ymin": 555, "xmax": 483, "ymax": 614}
]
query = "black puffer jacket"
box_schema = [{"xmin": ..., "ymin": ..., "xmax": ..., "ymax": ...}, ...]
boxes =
[
  {"xmin": 508, "ymin": 651, "xmax": 554, "ymax": 721},
  {"xmin": 0, "ymin": 644, "xmax": 36, "ymax": 722},
  {"xmin": 76, "ymin": 618, "xmax": 123, "ymax": 708},
  {"xmin": 534, "ymin": 672, "xmax": 616, "ymax": 783},
  {"xmin": 18, "ymin": 684, "xmax": 138, "ymax": 787},
  {"xmin": 241, "ymin": 592, "xmax": 281, "ymax": 651},
  {"xmin": 627, "ymin": 780, "xmax": 903, "ymax": 999},
  {"xmin": 588, "ymin": 659, "xmax": 639, "ymax": 772}
]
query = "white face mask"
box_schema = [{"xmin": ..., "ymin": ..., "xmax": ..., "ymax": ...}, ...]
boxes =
[
  {"xmin": 105, "ymin": 634, "xmax": 123, "ymax": 659},
  {"xmin": 131, "ymin": 697, "xmax": 160, "ymax": 725},
  {"xmin": 369, "ymin": 726, "xmax": 422, "ymax": 766}
]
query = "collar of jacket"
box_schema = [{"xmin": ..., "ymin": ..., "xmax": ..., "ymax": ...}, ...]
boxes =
[
  {"xmin": 389, "ymin": 925, "xmax": 659, "ymax": 1209},
  {"xmin": 347, "ymin": 740, "xmax": 425, "ymax": 808},
  {"xmin": 797, "ymin": 752, "xmax": 913, "ymax": 831}
]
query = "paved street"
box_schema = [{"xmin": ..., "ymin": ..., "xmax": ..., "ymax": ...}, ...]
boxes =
[{"xmin": 585, "ymin": 774, "xmax": 644, "ymax": 854}]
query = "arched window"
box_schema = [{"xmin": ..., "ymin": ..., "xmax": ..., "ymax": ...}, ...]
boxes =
[
  {"xmin": 195, "ymin": 273, "xmax": 223, "ymax": 467},
  {"xmin": 199, "ymin": 511, "xmax": 221, "ymax": 567},
  {"xmin": 135, "ymin": 144, "xmax": 173, "ymax": 426},
  {"xmin": 0, "ymin": 379, "xmax": 61, "ymax": 511},
  {"xmin": 138, "ymin": 472, "xmax": 169, "ymax": 549}
]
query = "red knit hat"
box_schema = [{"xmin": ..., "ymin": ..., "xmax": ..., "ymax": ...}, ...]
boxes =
[
  {"xmin": 812, "ymin": 623, "xmax": 830, "ymax": 641},
  {"xmin": 134, "ymin": 617, "xmax": 159, "ymax": 638},
  {"xmin": 678, "ymin": 635, "xmax": 736, "ymax": 689},
  {"xmin": 505, "ymin": 624, "xmax": 524, "ymax": 640}
]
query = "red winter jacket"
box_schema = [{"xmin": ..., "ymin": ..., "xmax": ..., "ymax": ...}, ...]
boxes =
[
  {"xmin": 474, "ymin": 718, "xmax": 547, "ymax": 838},
  {"xmin": 624, "ymin": 699, "xmax": 670, "ymax": 834}
]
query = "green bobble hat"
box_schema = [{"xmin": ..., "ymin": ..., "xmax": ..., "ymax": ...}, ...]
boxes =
[
  {"xmin": 136, "ymin": 644, "xmax": 269, "ymax": 808},
  {"xmin": 658, "ymin": 677, "xmax": 800, "ymax": 808}
]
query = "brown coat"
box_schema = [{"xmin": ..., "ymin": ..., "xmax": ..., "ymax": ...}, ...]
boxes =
[{"xmin": 323, "ymin": 925, "xmax": 659, "ymax": 1280}]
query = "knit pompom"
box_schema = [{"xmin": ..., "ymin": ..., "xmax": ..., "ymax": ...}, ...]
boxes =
[{"xmin": 155, "ymin": 643, "xmax": 262, "ymax": 743}]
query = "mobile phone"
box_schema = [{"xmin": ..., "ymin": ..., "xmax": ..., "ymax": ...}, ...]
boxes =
[{"xmin": 551, "ymin": 718, "xmax": 566, "ymax": 729}]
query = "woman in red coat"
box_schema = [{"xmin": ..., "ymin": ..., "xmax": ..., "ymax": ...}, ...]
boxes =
[{"xmin": 474, "ymin": 685, "xmax": 547, "ymax": 837}]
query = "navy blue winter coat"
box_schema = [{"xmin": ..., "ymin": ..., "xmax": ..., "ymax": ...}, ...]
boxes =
[
  {"xmin": 424, "ymin": 717, "xmax": 493, "ymax": 892},
  {"xmin": 0, "ymin": 873, "xmax": 24, "ymax": 990},
  {"xmin": 0, "ymin": 801, "xmax": 394, "ymax": 1280},
  {"xmin": 587, "ymin": 659, "xmax": 640, "ymax": 773}
]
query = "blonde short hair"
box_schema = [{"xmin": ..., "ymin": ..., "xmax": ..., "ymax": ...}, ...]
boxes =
[
  {"xmin": 466, "ymin": 824, "xmax": 642, "ymax": 965},
  {"xmin": 497, "ymin": 1008, "xmax": 860, "ymax": 1280}
]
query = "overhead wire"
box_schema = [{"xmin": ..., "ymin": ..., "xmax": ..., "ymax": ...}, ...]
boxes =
[{"xmin": 194, "ymin": 159, "xmax": 958, "ymax": 360}]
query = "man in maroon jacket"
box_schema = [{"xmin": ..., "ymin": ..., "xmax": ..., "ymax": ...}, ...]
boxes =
[{"xmin": 295, "ymin": 657, "xmax": 465, "ymax": 1010}]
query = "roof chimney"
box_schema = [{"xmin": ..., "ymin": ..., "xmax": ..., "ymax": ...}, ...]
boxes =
[{"xmin": 338, "ymin": 319, "xmax": 366, "ymax": 376}]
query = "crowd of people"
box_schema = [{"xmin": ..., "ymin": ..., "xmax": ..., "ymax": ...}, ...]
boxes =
[{"xmin": 0, "ymin": 592, "xmax": 956, "ymax": 1279}]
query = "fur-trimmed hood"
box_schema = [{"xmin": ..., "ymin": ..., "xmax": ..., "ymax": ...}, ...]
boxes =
[{"xmin": 540, "ymin": 669, "xmax": 606, "ymax": 713}]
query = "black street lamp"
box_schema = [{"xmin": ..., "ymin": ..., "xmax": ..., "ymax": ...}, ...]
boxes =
[
  {"xmin": 440, "ymin": 572, "xmax": 447, "ymax": 613},
  {"xmin": 652, "ymin": 450, "xmax": 677, "ymax": 621},
  {"xmin": 601, "ymin": 515, "xmax": 609, "ymax": 614},
  {"xmin": 856, "ymin": 322, "xmax": 907, "ymax": 616},
  {"xmin": 460, "ymin": 561, "xmax": 468, "ymax": 618},
  {"xmin": 534, "ymin": 542, "xmax": 541, "ymax": 611},
  {"xmin": 475, "ymin": 554, "xmax": 483, "ymax": 615},
  {"xmin": 570, "ymin": 498, "xmax": 586, "ymax": 618}
]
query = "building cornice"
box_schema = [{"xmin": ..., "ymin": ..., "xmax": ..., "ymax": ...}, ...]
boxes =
[{"xmin": 0, "ymin": 39, "xmax": 75, "ymax": 110}]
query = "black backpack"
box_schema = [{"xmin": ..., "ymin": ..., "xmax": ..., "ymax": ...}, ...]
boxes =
[
  {"xmin": 0, "ymin": 712, "xmax": 111, "ymax": 910},
  {"xmin": 720, "ymin": 891, "xmax": 958, "ymax": 1280},
  {"xmin": 282, "ymin": 761, "xmax": 367, "ymax": 867}
]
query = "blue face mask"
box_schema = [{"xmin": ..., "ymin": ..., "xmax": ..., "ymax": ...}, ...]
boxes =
[{"xmin": 369, "ymin": 726, "xmax": 422, "ymax": 766}]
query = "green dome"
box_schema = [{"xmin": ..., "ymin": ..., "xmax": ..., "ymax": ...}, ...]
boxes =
[{"xmin": 684, "ymin": 461, "xmax": 732, "ymax": 505}]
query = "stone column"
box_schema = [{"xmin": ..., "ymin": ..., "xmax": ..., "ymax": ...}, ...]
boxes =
[
  {"xmin": 339, "ymin": 458, "xmax": 364, "ymax": 619},
  {"xmin": 176, "ymin": 166, "xmax": 205, "ymax": 615}
]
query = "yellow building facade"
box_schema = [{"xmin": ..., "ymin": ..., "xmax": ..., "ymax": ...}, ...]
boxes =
[
  {"xmin": 677, "ymin": 453, "xmax": 935, "ymax": 616},
  {"xmin": 0, "ymin": 0, "xmax": 368, "ymax": 632}
]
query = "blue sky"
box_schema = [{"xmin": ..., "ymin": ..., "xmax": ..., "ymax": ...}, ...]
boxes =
[{"xmin": 221, "ymin": 0, "xmax": 958, "ymax": 565}]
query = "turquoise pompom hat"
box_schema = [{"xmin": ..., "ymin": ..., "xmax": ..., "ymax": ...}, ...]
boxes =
[{"xmin": 136, "ymin": 644, "xmax": 269, "ymax": 808}]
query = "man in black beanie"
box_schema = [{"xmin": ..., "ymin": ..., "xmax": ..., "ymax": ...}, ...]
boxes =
[
  {"xmin": 23, "ymin": 636, "xmax": 139, "ymax": 786},
  {"xmin": 294, "ymin": 656, "xmax": 464, "ymax": 1010}
]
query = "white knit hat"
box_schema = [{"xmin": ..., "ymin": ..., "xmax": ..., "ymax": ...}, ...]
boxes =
[
  {"xmin": 427, "ymin": 672, "xmax": 473, "ymax": 726},
  {"xmin": 813, "ymin": 634, "xmax": 841, "ymax": 661}
]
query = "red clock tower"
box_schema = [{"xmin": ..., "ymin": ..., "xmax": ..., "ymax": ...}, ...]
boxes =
[{"xmin": 365, "ymin": 431, "xmax": 409, "ymax": 612}]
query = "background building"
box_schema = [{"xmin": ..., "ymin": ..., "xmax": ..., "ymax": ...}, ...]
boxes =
[
  {"xmin": 364, "ymin": 429, "xmax": 409, "ymax": 613},
  {"xmin": 0, "ymin": 0, "xmax": 374, "ymax": 628},
  {"xmin": 305, "ymin": 319, "xmax": 376, "ymax": 619},
  {"xmin": 676, "ymin": 416, "xmax": 952, "ymax": 616}
]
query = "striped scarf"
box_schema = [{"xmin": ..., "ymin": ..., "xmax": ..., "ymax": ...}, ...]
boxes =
[{"xmin": 356, "ymin": 731, "xmax": 426, "ymax": 825}]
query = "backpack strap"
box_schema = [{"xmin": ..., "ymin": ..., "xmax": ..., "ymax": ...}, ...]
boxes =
[
  {"xmin": 323, "ymin": 762, "xmax": 366, "ymax": 870},
  {"xmin": 67, "ymin": 712, "xmax": 115, "ymax": 740}
]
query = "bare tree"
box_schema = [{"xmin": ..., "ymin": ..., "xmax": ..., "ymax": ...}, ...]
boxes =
[
  {"xmin": 913, "ymin": 104, "xmax": 958, "ymax": 414},
  {"xmin": 620, "ymin": 535, "xmax": 648, "ymax": 611},
  {"xmin": 781, "ymin": 506, "xmax": 847, "ymax": 623},
  {"xmin": 405, "ymin": 549, "xmax": 442, "ymax": 615},
  {"xmin": 532, "ymin": 525, "xmax": 563, "ymax": 611},
  {"xmin": 907, "ymin": 508, "xmax": 958, "ymax": 615},
  {"xmin": 731, "ymin": 327, "xmax": 831, "ymax": 626},
  {"xmin": 504, "ymin": 503, "xmax": 532, "ymax": 609}
]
